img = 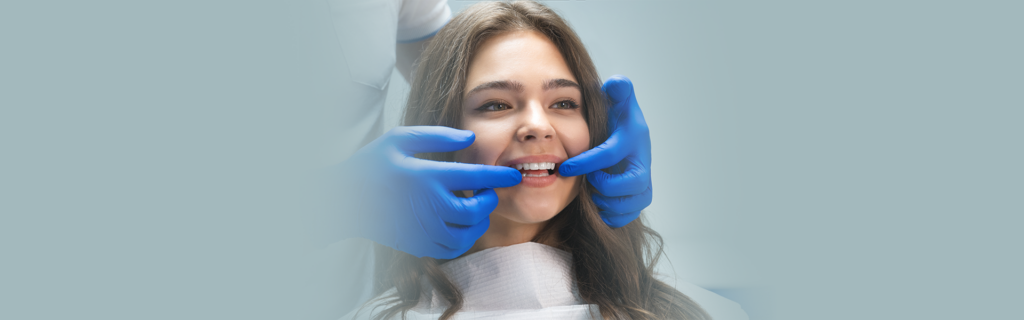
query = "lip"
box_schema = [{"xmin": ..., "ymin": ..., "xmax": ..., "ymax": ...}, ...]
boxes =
[{"xmin": 502, "ymin": 154, "xmax": 566, "ymax": 188}]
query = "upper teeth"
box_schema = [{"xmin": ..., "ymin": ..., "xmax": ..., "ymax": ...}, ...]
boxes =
[{"xmin": 515, "ymin": 162, "xmax": 555, "ymax": 170}]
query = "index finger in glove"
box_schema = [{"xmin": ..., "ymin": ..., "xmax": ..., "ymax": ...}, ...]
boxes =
[
  {"xmin": 558, "ymin": 130, "xmax": 629, "ymax": 177},
  {"xmin": 415, "ymin": 160, "xmax": 522, "ymax": 191},
  {"xmin": 386, "ymin": 126, "xmax": 476, "ymax": 155}
]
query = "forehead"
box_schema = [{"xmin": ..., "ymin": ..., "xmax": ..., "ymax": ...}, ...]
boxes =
[{"xmin": 464, "ymin": 30, "xmax": 576, "ymax": 92}]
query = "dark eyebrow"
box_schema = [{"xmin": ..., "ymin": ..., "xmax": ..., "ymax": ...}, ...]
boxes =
[
  {"xmin": 466, "ymin": 80, "xmax": 525, "ymax": 96},
  {"xmin": 543, "ymin": 78, "xmax": 580, "ymax": 91}
]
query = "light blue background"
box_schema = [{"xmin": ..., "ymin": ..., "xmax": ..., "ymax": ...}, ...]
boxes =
[{"xmin": 3, "ymin": 1, "xmax": 1022, "ymax": 319}]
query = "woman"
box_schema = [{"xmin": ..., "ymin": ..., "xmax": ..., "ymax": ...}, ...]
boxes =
[{"xmin": 347, "ymin": 1, "xmax": 730, "ymax": 319}]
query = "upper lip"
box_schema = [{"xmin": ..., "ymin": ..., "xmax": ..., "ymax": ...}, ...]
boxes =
[{"xmin": 502, "ymin": 154, "xmax": 566, "ymax": 168}]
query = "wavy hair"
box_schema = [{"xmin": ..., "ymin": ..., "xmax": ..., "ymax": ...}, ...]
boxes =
[{"xmin": 364, "ymin": 2, "xmax": 710, "ymax": 319}]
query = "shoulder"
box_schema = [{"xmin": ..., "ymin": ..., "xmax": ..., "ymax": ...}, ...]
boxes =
[{"xmin": 396, "ymin": 0, "xmax": 451, "ymax": 42}]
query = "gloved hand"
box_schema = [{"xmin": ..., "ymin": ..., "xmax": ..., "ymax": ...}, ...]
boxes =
[
  {"xmin": 558, "ymin": 75, "xmax": 653, "ymax": 228},
  {"xmin": 333, "ymin": 126, "xmax": 522, "ymax": 259}
]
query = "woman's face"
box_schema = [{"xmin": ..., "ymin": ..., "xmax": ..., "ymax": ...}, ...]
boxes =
[{"xmin": 455, "ymin": 30, "xmax": 590, "ymax": 226}]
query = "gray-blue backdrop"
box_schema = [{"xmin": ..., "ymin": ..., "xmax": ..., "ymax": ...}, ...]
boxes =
[{"xmin": 3, "ymin": 1, "xmax": 1021, "ymax": 319}]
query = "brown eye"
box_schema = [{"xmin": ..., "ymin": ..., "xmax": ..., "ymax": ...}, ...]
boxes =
[
  {"xmin": 552, "ymin": 100, "xmax": 579, "ymax": 109},
  {"xmin": 479, "ymin": 102, "xmax": 511, "ymax": 111}
]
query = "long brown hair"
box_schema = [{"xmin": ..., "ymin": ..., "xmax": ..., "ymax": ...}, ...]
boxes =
[{"xmin": 366, "ymin": 2, "xmax": 711, "ymax": 319}]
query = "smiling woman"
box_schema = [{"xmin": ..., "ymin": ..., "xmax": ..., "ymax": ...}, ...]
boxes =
[
  {"xmin": 454, "ymin": 30, "xmax": 592, "ymax": 253},
  {"xmin": 346, "ymin": 1, "xmax": 713, "ymax": 320}
]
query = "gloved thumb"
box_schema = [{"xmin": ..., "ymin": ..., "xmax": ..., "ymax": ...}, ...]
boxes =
[{"xmin": 602, "ymin": 75, "xmax": 635, "ymax": 105}]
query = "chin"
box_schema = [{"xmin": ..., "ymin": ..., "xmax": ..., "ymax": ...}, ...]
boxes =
[
  {"xmin": 502, "ymin": 198, "xmax": 565, "ymax": 224},
  {"xmin": 492, "ymin": 175, "xmax": 581, "ymax": 225},
  {"xmin": 496, "ymin": 187, "xmax": 580, "ymax": 224}
]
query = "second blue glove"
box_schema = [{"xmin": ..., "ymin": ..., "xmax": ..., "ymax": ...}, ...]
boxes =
[{"xmin": 558, "ymin": 75, "xmax": 653, "ymax": 228}]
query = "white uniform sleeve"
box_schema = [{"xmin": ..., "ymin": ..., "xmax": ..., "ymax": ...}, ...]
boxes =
[{"xmin": 396, "ymin": 0, "xmax": 451, "ymax": 43}]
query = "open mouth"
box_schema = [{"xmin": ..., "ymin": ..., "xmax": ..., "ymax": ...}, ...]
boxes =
[{"xmin": 512, "ymin": 162, "xmax": 558, "ymax": 177}]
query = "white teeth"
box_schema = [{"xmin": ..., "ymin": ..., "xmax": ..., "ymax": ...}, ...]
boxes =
[{"xmin": 514, "ymin": 162, "xmax": 555, "ymax": 170}]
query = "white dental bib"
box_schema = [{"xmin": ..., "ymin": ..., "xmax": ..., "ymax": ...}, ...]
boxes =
[
  {"xmin": 339, "ymin": 241, "xmax": 750, "ymax": 320},
  {"xmin": 342, "ymin": 242, "xmax": 599, "ymax": 319}
]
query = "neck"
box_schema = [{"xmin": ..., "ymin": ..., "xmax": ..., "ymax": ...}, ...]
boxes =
[{"xmin": 465, "ymin": 215, "xmax": 554, "ymax": 255}]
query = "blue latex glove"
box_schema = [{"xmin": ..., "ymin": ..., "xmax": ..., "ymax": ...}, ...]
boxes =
[
  {"xmin": 558, "ymin": 75, "xmax": 653, "ymax": 228},
  {"xmin": 334, "ymin": 126, "xmax": 522, "ymax": 259}
]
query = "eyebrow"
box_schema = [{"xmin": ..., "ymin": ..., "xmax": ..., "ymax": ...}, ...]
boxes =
[
  {"xmin": 542, "ymin": 78, "xmax": 581, "ymax": 91},
  {"xmin": 466, "ymin": 78, "xmax": 581, "ymax": 96},
  {"xmin": 466, "ymin": 80, "xmax": 524, "ymax": 96}
]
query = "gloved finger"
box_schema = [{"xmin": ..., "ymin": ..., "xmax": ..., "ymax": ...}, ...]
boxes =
[
  {"xmin": 558, "ymin": 130, "xmax": 629, "ymax": 177},
  {"xmin": 602, "ymin": 76, "xmax": 651, "ymax": 143},
  {"xmin": 415, "ymin": 160, "xmax": 522, "ymax": 190},
  {"xmin": 391, "ymin": 211, "xmax": 459, "ymax": 258},
  {"xmin": 416, "ymin": 194, "xmax": 491, "ymax": 250},
  {"xmin": 587, "ymin": 155, "xmax": 651, "ymax": 197},
  {"xmin": 409, "ymin": 215, "xmax": 489, "ymax": 260},
  {"xmin": 442, "ymin": 216, "xmax": 489, "ymax": 254},
  {"xmin": 600, "ymin": 210, "xmax": 641, "ymax": 229},
  {"xmin": 413, "ymin": 209, "xmax": 464, "ymax": 253},
  {"xmin": 386, "ymin": 126, "xmax": 475, "ymax": 155},
  {"xmin": 591, "ymin": 185, "xmax": 652, "ymax": 216},
  {"xmin": 602, "ymin": 75, "xmax": 636, "ymax": 107},
  {"xmin": 435, "ymin": 189, "xmax": 499, "ymax": 226}
]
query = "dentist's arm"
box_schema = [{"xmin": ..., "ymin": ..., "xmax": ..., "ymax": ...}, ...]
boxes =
[
  {"xmin": 558, "ymin": 75, "xmax": 653, "ymax": 228},
  {"xmin": 396, "ymin": 38, "xmax": 431, "ymax": 83}
]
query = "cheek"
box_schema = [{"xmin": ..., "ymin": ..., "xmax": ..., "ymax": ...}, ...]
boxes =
[
  {"xmin": 453, "ymin": 141, "xmax": 488, "ymax": 165},
  {"xmin": 560, "ymin": 118, "xmax": 591, "ymax": 158},
  {"xmin": 453, "ymin": 126, "xmax": 507, "ymax": 165}
]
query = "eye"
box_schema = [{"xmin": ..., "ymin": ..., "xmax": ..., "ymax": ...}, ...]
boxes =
[
  {"xmin": 477, "ymin": 101, "xmax": 512, "ymax": 111},
  {"xmin": 551, "ymin": 99, "xmax": 580, "ymax": 110}
]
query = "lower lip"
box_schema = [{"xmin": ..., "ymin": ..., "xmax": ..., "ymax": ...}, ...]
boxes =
[{"xmin": 519, "ymin": 170, "xmax": 558, "ymax": 188}]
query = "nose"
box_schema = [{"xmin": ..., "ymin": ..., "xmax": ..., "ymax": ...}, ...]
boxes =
[{"xmin": 515, "ymin": 102, "xmax": 555, "ymax": 142}]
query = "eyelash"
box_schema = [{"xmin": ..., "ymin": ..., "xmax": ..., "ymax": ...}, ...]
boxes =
[
  {"xmin": 475, "ymin": 99, "xmax": 581, "ymax": 111},
  {"xmin": 477, "ymin": 100, "xmax": 513, "ymax": 112},
  {"xmin": 551, "ymin": 99, "xmax": 580, "ymax": 110}
]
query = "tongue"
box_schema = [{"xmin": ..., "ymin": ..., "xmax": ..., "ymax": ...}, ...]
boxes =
[{"xmin": 522, "ymin": 169, "xmax": 548, "ymax": 175}]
